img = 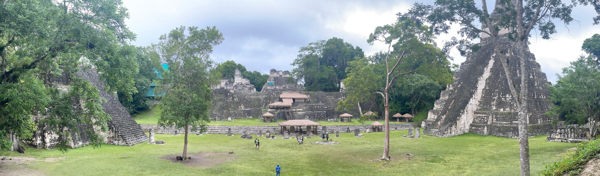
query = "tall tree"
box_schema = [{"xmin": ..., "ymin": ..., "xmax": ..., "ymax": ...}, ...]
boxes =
[
  {"xmin": 409, "ymin": 0, "xmax": 600, "ymax": 174},
  {"xmin": 154, "ymin": 26, "xmax": 223, "ymax": 160},
  {"xmin": 582, "ymin": 34, "xmax": 600, "ymax": 64},
  {"xmin": 118, "ymin": 47, "xmax": 162, "ymax": 115},
  {"xmin": 340, "ymin": 14, "xmax": 450, "ymax": 160},
  {"xmin": 292, "ymin": 37, "xmax": 364, "ymax": 92},
  {"xmin": 547, "ymin": 56, "xmax": 600, "ymax": 138},
  {"xmin": 0, "ymin": 0, "xmax": 137, "ymax": 151}
]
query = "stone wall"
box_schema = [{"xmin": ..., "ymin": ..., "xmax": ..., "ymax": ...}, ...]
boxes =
[
  {"xmin": 547, "ymin": 123, "xmax": 598, "ymax": 143},
  {"xmin": 210, "ymin": 90, "xmax": 358, "ymax": 121},
  {"xmin": 140, "ymin": 124, "xmax": 414, "ymax": 135}
]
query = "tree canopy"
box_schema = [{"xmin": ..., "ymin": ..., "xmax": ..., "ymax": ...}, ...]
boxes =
[
  {"xmin": 0, "ymin": 0, "xmax": 137, "ymax": 151},
  {"xmin": 292, "ymin": 37, "xmax": 364, "ymax": 92},
  {"xmin": 214, "ymin": 60, "xmax": 269, "ymax": 91},
  {"xmin": 153, "ymin": 26, "xmax": 223, "ymax": 159}
]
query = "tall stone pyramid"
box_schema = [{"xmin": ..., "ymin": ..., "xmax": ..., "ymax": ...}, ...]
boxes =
[
  {"xmin": 31, "ymin": 68, "xmax": 148, "ymax": 148},
  {"xmin": 422, "ymin": 36, "xmax": 554, "ymax": 138}
]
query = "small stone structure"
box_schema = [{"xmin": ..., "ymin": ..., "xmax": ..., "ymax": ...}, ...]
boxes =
[
  {"xmin": 547, "ymin": 123, "xmax": 597, "ymax": 143},
  {"xmin": 261, "ymin": 69, "xmax": 302, "ymax": 92},
  {"xmin": 408, "ymin": 129, "xmax": 413, "ymax": 138},
  {"xmin": 416, "ymin": 128, "xmax": 420, "ymax": 138},
  {"xmin": 212, "ymin": 69, "xmax": 256, "ymax": 93},
  {"xmin": 149, "ymin": 129, "xmax": 155, "ymax": 144},
  {"xmin": 336, "ymin": 131, "xmax": 339, "ymax": 137},
  {"xmin": 354, "ymin": 129, "xmax": 360, "ymax": 136}
]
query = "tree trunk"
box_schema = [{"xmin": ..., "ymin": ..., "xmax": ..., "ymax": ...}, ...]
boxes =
[
  {"xmin": 516, "ymin": 0, "xmax": 530, "ymax": 175},
  {"xmin": 358, "ymin": 102, "xmax": 363, "ymax": 116},
  {"xmin": 382, "ymin": 90, "xmax": 390, "ymax": 160},
  {"xmin": 183, "ymin": 122, "xmax": 189, "ymax": 160}
]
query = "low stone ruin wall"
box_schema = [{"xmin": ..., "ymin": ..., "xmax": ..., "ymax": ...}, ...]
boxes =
[
  {"xmin": 547, "ymin": 127, "xmax": 592, "ymax": 143},
  {"xmin": 139, "ymin": 124, "xmax": 414, "ymax": 135}
]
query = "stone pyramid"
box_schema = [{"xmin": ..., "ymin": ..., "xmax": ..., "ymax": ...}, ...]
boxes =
[{"xmin": 422, "ymin": 36, "xmax": 554, "ymax": 138}]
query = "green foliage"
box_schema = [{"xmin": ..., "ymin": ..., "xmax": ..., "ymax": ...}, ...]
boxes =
[
  {"xmin": 154, "ymin": 26, "xmax": 223, "ymax": 130},
  {"xmin": 358, "ymin": 112, "xmax": 378, "ymax": 125},
  {"xmin": 292, "ymin": 37, "xmax": 364, "ymax": 92},
  {"xmin": 339, "ymin": 15, "xmax": 453, "ymax": 116},
  {"xmin": 118, "ymin": 47, "xmax": 161, "ymax": 115},
  {"xmin": 215, "ymin": 60, "xmax": 247, "ymax": 79},
  {"xmin": 547, "ymin": 56, "xmax": 600, "ymax": 125},
  {"xmin": 241, "ymin": 70, "xmax": 269, "ymax": 91},
  {"xmin": 214, "ymin": 60, "xmax": 269, "ymax": 91},
  {"xmin": 582, "ymin": 34, "xmax": 600, "ymax": 63},
  {"xmin": 542, "ymin": 138, "xmax": 600, "ymax": 175},
  {"xmin": 0, "ymin": 0, "xmax": 136, "ymax": 151},
  {"xmin": 409, "ymin": 0, "xmax": 600, "ymax": 56}
]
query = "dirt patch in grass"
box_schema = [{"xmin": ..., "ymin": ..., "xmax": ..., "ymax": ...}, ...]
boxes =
[
  {"xmin": 160, "ymin": 152, "xmax": 237, "ymax": 168},
  {"xmin": 0, "ymin": 156, "xmax": 46, "ymax": 176}
]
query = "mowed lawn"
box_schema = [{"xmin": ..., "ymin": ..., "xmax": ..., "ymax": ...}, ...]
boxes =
[
  {"xmin": 133, "ymin": 108, "xmax": 406, "ymax": 126},
  {"xmin": 1, "ymin": 131, "xmax": 574, "ymax": 176}
]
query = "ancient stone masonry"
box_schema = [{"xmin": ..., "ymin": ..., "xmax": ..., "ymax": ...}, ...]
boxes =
[
  {"xmin": 210, "ymin": 90, "xmax": 353, "ymax": 121},
  {"xmin": 547, "ymin": 122, "xmax": 598, "ymax": 143},
  {"xmin": 30, "ymin": 68, "xmax": 148, "ymax": 149},
  {"xmin": 212, "ymin": 68, "xmax": 256, "ymax": 93},
  {"xmin": 260, "ymin": 69, "xmax": 302, "ymax": 92},
  {"xmin": 140, "ymin": 124, "xmax": 414, "ymax": 135},
  {"xmin": 423, "ymin": 36, "xmax": 554, "ymax": 138}
]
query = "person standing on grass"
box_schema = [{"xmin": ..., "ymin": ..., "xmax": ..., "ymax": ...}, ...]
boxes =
[
  {"xmin": 275, "ymin": 164, "xmax": 281, "ymax": 176},
  {"xmin": 255, "ymin": 139, "xmax": 259, "ymax": 149},
  {"xmin": 326, "ymin": 133, "xmax": 329, "ymax": 141},
  {"xmin": 257, "ymin": 139, "xmax": 260, "ymax": 149}
]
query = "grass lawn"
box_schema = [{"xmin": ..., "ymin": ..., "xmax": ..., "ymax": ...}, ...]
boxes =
[
  {"xmin": 134, "ymin": 108, "xmax": 405, "ymax": 126},
  {"xmin": 1, "ymin": 131, "xmax": 574, "ymax": 176}
]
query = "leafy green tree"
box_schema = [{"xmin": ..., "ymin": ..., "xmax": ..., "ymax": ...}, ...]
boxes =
[
  {"xmin": 582, "ymin": 34, "xmax": 600, "ymax": 64},
  {"xmin": 154, "ymin": 26, "xmax": 223, "ymax": 160},
  {"xmin": 292, "ymin": 37, "xmax": 364, "ymax": 92},
  {"xmin": 410, "ymin": 0, "xmax": 600, "ymax": 174},
  {"xmin": 340, "ymin": 14, "xmax": 451, "ymax": 160},
  {"xmin": 214, "ymin": 60, "xmax": 269, "ymax": 91},
  {"xmin": 118, "ymin": 47, "xmax": 162, "ymax": 115},
  {"xmin": 548, "ymin": 45, "xmax": 600, "ymax": 138},
  {"xmin": 0, "ymin": 0, "xmax": 137, "ymax": 151},
  {"xmin": 241, "ymin": 71, "xmax": 269, "ymax": 91},
  {"xmin": 215, "ymin": 60, "xmax": 247, "ymax": 79},
  {"xmin": 394, "ymin": 74, "xmax": 441, "ymax": 117}
]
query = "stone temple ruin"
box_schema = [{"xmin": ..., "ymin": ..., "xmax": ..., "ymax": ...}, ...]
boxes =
[
  {"xmin": 210, "ymin": 68, "xmax": 352, "ymax": 121},
  {"xmin": 422, "ymin": 33, "xmax": 554, "ymax": 138},
  {"xmin": 29, "ymin": 68, "xmax": 148, "ymax": 149},
  {"xmin": 261, "ymin": 69, "xmax": 302, "ymax": 92},
  {"xmin": 212, "ymin": 68, "xmax": 256, "ymax": 93}
]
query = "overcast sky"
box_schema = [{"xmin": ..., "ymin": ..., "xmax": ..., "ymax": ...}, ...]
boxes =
[{"xmin": 122, "ymin": 0, "xmax": 599, "ymax": 83}]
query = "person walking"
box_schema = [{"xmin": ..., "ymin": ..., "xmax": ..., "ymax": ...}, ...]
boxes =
[
  {"xmin": 257, "ymin": 139, "xmax": 260, "ymax": 149},
  {"xmin": 275, "ymin": 163, "xmax": 281, "ymax": 176},
  {"xmin": 255, "ymin": 139, "xmax": 259, "ymax": 149},
  {"xmin": 326, "ymin": 133, "xmax": 329, "ymax": 141}
]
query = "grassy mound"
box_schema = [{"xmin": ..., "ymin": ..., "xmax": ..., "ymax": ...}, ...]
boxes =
[{"xmin": 542, "ymin": 138, "xmax": 600, "ymax": 175}]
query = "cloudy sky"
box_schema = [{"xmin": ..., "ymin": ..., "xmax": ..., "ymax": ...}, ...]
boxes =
[{"xmin": 122, "ymin": 0, "xmax": 598, "ymax": 83}]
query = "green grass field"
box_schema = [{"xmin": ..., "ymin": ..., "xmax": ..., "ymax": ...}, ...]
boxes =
[
  {"xmin": 1, "ymin": 131, "xmax": 574, "ymax": 176},
  {"xmin": 133, "ymin": 108, "xmax": 406, "ymax": 126}
]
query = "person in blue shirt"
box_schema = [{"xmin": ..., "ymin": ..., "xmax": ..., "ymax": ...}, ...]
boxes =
[{"xmin": 275, "ymin": 164, "xmax": 281, "ymax": 176}]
